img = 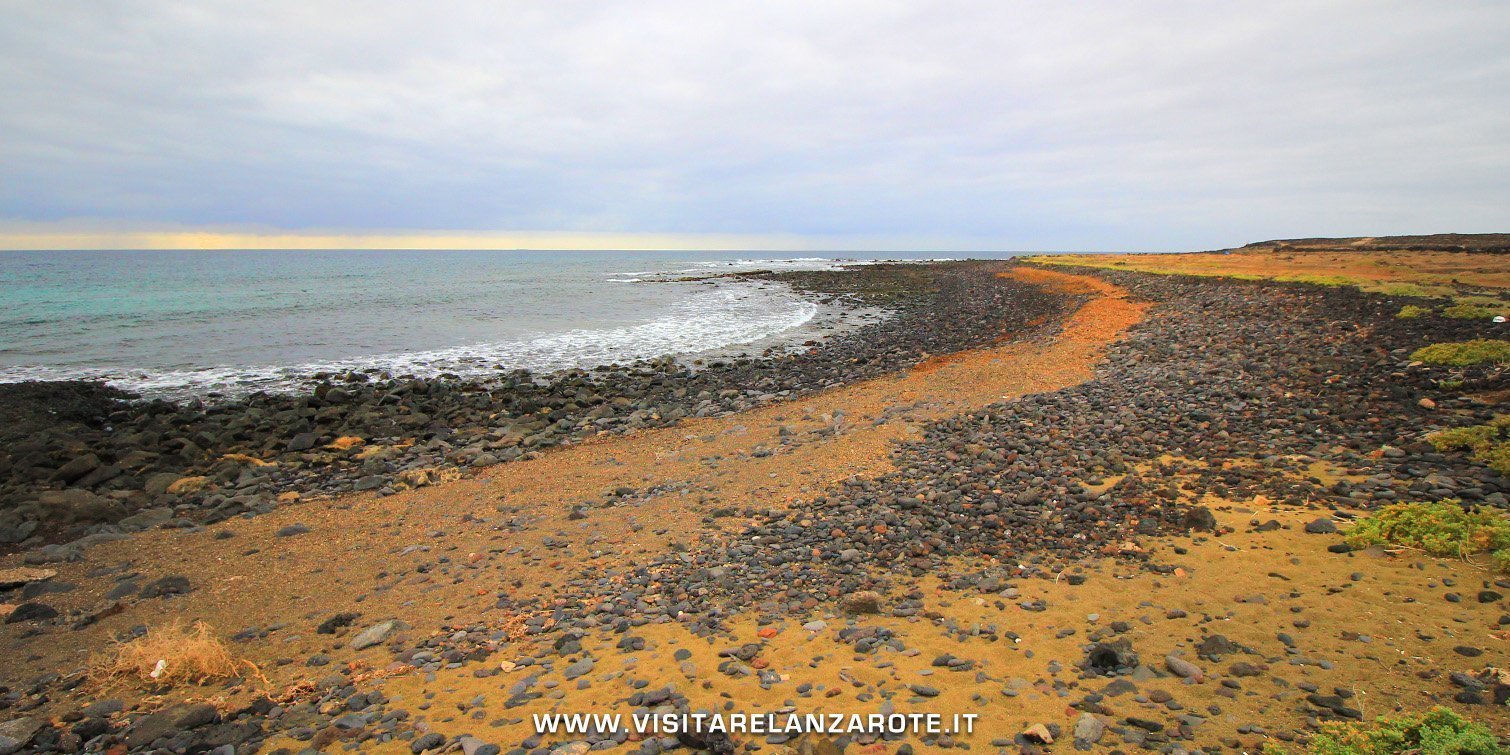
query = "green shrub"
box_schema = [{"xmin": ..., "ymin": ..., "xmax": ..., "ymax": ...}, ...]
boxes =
[
  {"xmin": 1345, "ymin": 502, "xmax": 1510, "ymax": 571},
  {"xmin": 1381, "ymin": 283, "xmax": 1430, "ymax": 297},
  {"xmin": 1396, "ymin": 305, "xmax": 1429, "ymax": 319},
  {"xmin": 1478, "ymin": 444, "xmax": 1510, "ymax": 478},
  {"xmin": 1427, "ymin": 417, "xmax": 1510, "ymax": 477},
  {"xmin": 1411, "ymin": 340, "xmax": 1510, "ymax": 366},
  {"xmin": 1284, "ymin": 706, "xmax": 1504, "ymax": 754},
  {"xmin": 1443, "ymin": 304, "xmax": 1498, "ymax": 320},
  {"xmin": 1428, "ymin": 424, "xmax": 1502, "ymax": 453}
]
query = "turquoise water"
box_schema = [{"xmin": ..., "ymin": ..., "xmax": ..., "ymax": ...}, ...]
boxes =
[{"xmin": 0, "ymin": 249, "xmax": 1010, "ymax": 398}]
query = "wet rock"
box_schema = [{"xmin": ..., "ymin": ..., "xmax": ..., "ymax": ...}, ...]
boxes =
[
  {"xmin": 143, "ymin": 472, "xmax": 181, "ymax": 496},
  {"xmin": 118, "ymin": 507, "xmax": 174, "ymax": 531},
  {"xmin": 37, "ymin": 489, "xmax": 121, "ymax": 524},
  {"xmin": 52, "ymin": 453, "xmax": 100, "ymax": 483}
]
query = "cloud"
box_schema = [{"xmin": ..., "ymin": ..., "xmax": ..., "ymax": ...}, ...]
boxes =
[{"xmin": 1, "ymin": 1, "xmax": 1506, "ymax": 250}]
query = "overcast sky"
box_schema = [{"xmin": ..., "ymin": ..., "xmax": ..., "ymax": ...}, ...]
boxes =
[{"xmin": 1, "ymin": 1, "xmax": 1506, "ymax": 251}]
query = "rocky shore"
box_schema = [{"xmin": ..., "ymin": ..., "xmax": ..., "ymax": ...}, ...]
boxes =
[
  {"xmin": 1, "ymin": 261, "xmax": 1507, "ymax": 754},
  {"xmin": 0, "ymin": 262, "xmax": 1068, "ymax": 555},
  {"xmin": 515, "ymin": 267, "xmax": 1508, "ymax": 626}
]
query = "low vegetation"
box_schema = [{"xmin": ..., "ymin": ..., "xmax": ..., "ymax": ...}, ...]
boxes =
[
  {"xmin": 1285, "ymin": 274, "xmax": 1357, "ymax": 287},
  {"xmin": 89, "ymin": 620, "xmax": 258, "ymax": 689},
  {"xmin": 1029, "ymin": 256, "xmax": 1361, "ymax": 288},
  {"xmin": 1410, "ymin": 340, "xmax": 1510, "ymax": 367},
  {"xmin": 1443, "ymin": 303, "xmax": 1500, "ymax": 320},
  {"xmin": 1428, "ymin": 417, "xmax": 1510, "ymax": 477},
  {"xmin": 1381, "ymin": 283, "xmax": 1431, "ymax": 297},
  {"xmin": 1273, "ymin": 706, "xmax": 1504, "ymax": 754},
  {"xmin": 1027, "ymin": 245, "xmax": 1510, "ymax": 311},
  {"xmin": 1395, "ymin": 304, "xmax": 1506, "ymax": 321},
  {"xmin": 1344, "ymin": 502, "xmax": 1510, "ymax": 573}
]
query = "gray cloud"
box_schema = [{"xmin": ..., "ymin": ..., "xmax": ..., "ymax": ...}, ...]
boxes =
[{"xmin": 1, "ymin": 0, "xmax": 1506, "ymax": 250}]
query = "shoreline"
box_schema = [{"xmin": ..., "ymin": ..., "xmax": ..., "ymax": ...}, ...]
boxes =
[
  {"xmin": 0, "ymin": 255, "xmax": 986, "ymax": 402},
  {"xmin": 0, "ymin": 259, "xmax": 1507, "ymax": 753},
  {"xmin": 0, "ymin": 261, "xmax": 1068, "ymax": 554}
]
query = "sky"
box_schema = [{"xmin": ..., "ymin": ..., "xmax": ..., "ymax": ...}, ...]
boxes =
[{"xmin": 0, "ymin": 1, "xmax": 1506, "ymax": 252}]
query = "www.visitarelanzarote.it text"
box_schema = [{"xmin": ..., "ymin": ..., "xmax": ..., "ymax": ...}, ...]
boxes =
[{"xmin": 533, "ymin": 712, "xmax": 979, "ymax": 736}]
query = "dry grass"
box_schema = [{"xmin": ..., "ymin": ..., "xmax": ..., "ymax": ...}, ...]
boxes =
[
  {"xmin": 89, "ymin": 620, "xmax": 262, "ymax": 690},
  {"xmin": 326, "ymin": 435, "xmax": 365, "ymax": 451},
  {"xmin": 219, "ymin": 452, "xmax": 276, "ymax": 467}
]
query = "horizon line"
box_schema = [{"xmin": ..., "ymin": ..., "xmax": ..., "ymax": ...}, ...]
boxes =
[
  {"xmin": 0, "ymin": 246, "xmax": 1095, "ymax": 255},
  {"xmin": 0, "ymin": 224, "xmax": 1142, "ymax": 254}
]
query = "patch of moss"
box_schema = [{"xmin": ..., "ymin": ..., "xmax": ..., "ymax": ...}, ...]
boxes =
[
  {"xmin": 1411, "ymin": 340, "xmax": 1510, "ymax": 367},
  {"xmin": 1457, "ymin": 293, "xmax": 1508, "ymax": 305},
  {"xmin": 1443, "ymin": 303, "xmax": 1498, "ymax": 320},
  {"xmin": 1396, "ymin": 305, "xmax": 1429, "ymax": 319},
  {"xmin": 1269, "ymin": 706, "xmax": 1503, "ymax": 754},
  {"xmin": 1283, "ymin": 274, "xmax": 1358, "ymax": 287},
  {"xmin": 1344, "ymin": 501, "xmax": 1510, "ymax": 571}
]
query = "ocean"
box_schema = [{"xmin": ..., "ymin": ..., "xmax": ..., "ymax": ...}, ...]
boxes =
[{"xmin": 0, "ymin": 249, "xmax": 1016, "ymax": 399}]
